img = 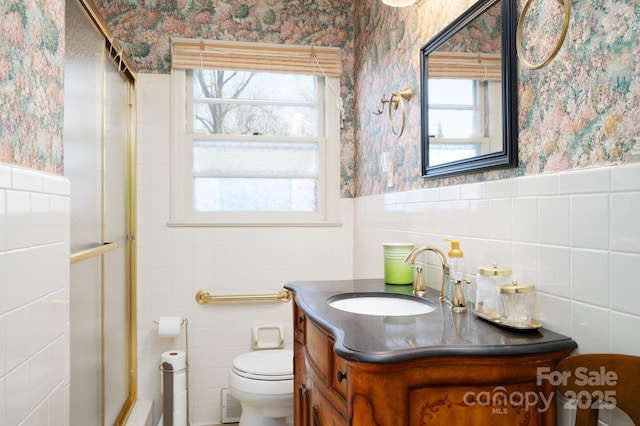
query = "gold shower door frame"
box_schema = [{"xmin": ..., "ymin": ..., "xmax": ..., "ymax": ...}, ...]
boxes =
[{"xmin": 67, "ymin": 0, "xmax": 138, "ymax": 424}]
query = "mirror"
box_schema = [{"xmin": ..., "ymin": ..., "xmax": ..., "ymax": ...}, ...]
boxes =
[{"xmin": 421, "ymin": 0, "xmax": 518, "ymax": 178}]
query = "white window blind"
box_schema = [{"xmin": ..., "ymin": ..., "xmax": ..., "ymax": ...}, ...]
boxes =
[{"xmin": 171, "ymin": 38, "xmax": 342, "ymax": 77}]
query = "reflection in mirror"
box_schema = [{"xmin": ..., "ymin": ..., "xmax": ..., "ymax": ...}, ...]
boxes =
[{"xmin": 421, "ymin": 0, "xmax": 517, "ymax": 177}]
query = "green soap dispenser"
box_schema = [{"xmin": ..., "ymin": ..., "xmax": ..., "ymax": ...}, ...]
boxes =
[{"xmin": 444, "ymin": 238, "xmax": 465, "ymax": 302}]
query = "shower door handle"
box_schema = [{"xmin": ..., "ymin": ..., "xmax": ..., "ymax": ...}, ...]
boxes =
[{"xmin": 70, "ymin": 242, "xmax": 119, "ymax": 264}]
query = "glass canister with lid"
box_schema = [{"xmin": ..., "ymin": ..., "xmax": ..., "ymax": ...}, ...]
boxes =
[
  {"xmin": 499, "ymin": 281, "xmax": 536, "ymax": 326},
  {"xmin": 475, "ymin": 263, "xmax": 512, "ymax": 317}
]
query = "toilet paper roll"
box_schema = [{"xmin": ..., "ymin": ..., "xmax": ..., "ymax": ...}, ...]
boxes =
[
  {"xmin": 158, "ymin": 316, "xmax": 182, "ymax": 338},
  {"xmin": 172, "ymin": 390, "xmax": 188, "ymax": 426},
  {"xmin": 161, "ymin": 350, "xmax": 187, "ymax": 371},
  {"xmin": 161, "ymin": 350, "xmax": 188, "ymax": 426}
]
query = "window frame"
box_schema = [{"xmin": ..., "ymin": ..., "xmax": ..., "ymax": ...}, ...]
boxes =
[
  {"xmin": 170, "ymin": 68, "xmax": 341, "ymax": 227},
  {"xmin": 427, "ymin": 78, "xmax": 503, "ymax": 164}
]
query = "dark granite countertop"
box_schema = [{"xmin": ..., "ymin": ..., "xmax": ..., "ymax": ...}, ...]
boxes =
[{"xmin": 284, "ymin": 279, "xmax": 577, "ymax": 364}]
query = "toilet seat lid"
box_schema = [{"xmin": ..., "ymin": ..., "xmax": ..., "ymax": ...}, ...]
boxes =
[{"xmin": 233, "ymin": 349, "xmax": 293, "ymax": 380}]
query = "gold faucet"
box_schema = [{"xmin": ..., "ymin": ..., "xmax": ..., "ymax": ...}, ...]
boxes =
[
  {"xmin": 450, "ymin": 277, "xmax": 472, "ymax": 312},
  {"xmin": 403, "ymin": 247, "xmax": 447, "ymax": 299}
]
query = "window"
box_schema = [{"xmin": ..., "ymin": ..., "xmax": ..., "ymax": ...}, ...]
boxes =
[
  {"xmin": 170, "ymin": 40, "xmax": 341, "ymax": 226},
  {"xmin": 427, "ymin": 78, "xmax": 502, "ymax": 166},
  {"xmin": 425, "ymin": 52, "xmax": 503, "ymax": 167}
]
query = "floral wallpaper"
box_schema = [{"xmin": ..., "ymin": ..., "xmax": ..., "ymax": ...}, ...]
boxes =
[
  {"xmin": 354, "ymin": 0, "xmax": 640, "ymax": 195},
  {"xmin": 517, "ymin": 0, "xmax": 640, "ymax": 174},
  {"xmin": 94, "ymin": 0, "xmax": 357, "ymax": 197},
  {"xmin": 0, "ymin": 0, "xmax": 65, "ymax": 173},
  {"xmin": 439, "ymin": 1, "xmax": 501, "ymax": 54},
  {"xmin": 2, "ymin": 0, "xmax": 638, "ymax": 191}
]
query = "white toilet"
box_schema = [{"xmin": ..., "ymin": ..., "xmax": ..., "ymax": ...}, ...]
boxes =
[{"xmin": 228, "ymin": 349, "xmax": 294, "ymax": 426}]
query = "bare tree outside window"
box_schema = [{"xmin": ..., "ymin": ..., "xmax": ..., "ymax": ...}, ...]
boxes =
[
  {"xmin": 194, "ymin": 69, "xmax": 254, "ymax": 134},
  {"xmin": 187, "ymin": 69, "xmax": 321, "ymax": 213},
  {"xmin": 192, "ymin": 69, "xmax": 317, "ymax": 137}
]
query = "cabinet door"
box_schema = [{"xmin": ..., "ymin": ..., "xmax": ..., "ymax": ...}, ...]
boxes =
[
  {"xmin": 308, "ymin": 381, "xmax": 348, "ymax": 426},
  {"xmin": 409, "ymin": 383, "xmax": 543, "ymax": 425},
  {"xmin": 295, "ymin": 341, "xmax": 310, "ymax": 426},
  {"xmin": 330, "ymin": 340, "xmax": 348, "ymax": 398},
  {"xmin": 297, "ymin": 382, "xmax": 310, "ymax": 426}
]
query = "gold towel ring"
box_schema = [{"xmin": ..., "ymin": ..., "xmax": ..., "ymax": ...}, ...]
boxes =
[
  {"xmin": 388, "ymin": 92, "xmax": 406, "ymax": 137},
  {"xmin": 516, "ymin": 0, "xmax": 571, "ymax": 70},
  {"xmin": 372, "ymin": 88, "xmax": 413, "ymax": 137},
  {"xmin": 389, "ymin": 88, "xmax": 413, "ymax": 137}
]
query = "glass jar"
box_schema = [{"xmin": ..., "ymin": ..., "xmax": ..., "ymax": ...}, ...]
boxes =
[
  {"xmin": 498, "ymin": 281, "xmax": 535, "ymax": 326},
  {"xmin": 475, "ymin": 263, "xmax": 512, "ymax": 317}
]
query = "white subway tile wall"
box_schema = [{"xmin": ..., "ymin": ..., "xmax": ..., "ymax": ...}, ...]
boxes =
[
  {"xmin": 354, "ymin": 164, "xmax": 640, "ymax": 354},
  {"xmin": 0, "ymin": 165, "xmax": 70, "ymax": 426},
  {"xmin": 136, "ymin": 74, "xmax": 354, "ymax": 425},
  {"xmin": 353, "ymin": 164, "xmax": 640, "ymax": 426},
  {"xmin": 139, "ymin": 74, "xmax": 640, "ymax": 425},
  {"xmin": 571, "ymin": 249, "xmax": 610, "ymax": 307},
  {"xmin": 539, "ymin": 195, "xmax": 570, "ymax": 245}
]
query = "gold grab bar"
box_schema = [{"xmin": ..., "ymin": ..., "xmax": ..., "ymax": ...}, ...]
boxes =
[
  {"xmin": 195, "ymin": 288, "xmax": 292, "ymax": 305},
  {"xmin": 70, "ymin": 242, "xmax": 119, "ymax": 264}
]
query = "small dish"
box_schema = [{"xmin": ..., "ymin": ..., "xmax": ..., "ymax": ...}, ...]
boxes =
[{"xmin": 473, "ymin": 309, "xmax": 542, "ymax": 331}]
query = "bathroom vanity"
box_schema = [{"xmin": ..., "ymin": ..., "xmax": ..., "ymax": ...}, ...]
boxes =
[{"xmin": 284, "ymin": 279, "xmax": 577, "ymax": 426}]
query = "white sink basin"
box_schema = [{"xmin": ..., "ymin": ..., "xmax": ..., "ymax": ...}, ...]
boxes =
[{"xmin": 327, "ymin": 293, "xmax": 436, "ymax": 316}]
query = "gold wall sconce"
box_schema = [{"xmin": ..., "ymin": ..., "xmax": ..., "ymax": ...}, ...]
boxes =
[{"xmin": 373, "ymin": 87, "xmax": 413, "ymax": 137}]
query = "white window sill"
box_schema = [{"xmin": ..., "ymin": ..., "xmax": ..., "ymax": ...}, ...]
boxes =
[{"xmin": 166, "ymin": 220, "xmax": 343, "ymax": 228}]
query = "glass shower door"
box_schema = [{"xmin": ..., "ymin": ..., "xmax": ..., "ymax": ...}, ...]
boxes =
[
  {"xmin": 65, "ymin": 1, "xmax": 105, "ymax": 422},
  {"xmin": 64, "ymin": 0, "xmax": 135, "ymax": 424},
  {"xmin": 103, "ymin": 50, "xmax": 133, "ymax": 425}
]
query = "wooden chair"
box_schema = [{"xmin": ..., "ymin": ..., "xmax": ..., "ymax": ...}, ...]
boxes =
[{"xmin": 555, "ymin": 353, "xmax": 640, "ymax": 426}]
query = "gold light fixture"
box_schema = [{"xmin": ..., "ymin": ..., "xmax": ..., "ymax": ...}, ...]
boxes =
[{"xmin": 381, "ymin": 0, "xmax": 424, "ymax": 7}]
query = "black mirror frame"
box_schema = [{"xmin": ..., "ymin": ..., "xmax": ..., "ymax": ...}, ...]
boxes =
[{"xmin": 420, "ymin": 0, "xmax": 518, "ymax": 178}]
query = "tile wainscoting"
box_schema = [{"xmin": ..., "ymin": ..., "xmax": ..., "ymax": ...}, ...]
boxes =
[
  {"xmin": 0, "ymin": 164, "xmax": 70, "ymax": 426},
  {"xmin": 353, "ymin": 164, "xmax": 640, "ymax": 425},
  {"xmin": 353, "ymin": 164, "xmax": 640, "ymax": 357}
]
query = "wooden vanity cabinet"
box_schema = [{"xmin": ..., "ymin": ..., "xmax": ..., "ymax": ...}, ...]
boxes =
[
  {"xmin": 293, "ymin": 299, "xmax": 572, "ymax": 426},
  {"xmin": 294, "ymin": 302, "xmax": 347, "ymax": 425}
]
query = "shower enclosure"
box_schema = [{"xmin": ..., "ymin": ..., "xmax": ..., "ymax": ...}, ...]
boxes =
[{"xmin": 64, "ymin": 0, "xmax": 137, "ymax": 424}]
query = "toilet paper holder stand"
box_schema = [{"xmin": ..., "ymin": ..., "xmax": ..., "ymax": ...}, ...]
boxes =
[
  {"xmin": 156, "ymin": 317, "xmax": 190, "ymax": 426},
  {"xmin": 154, "ymin": 317, "xmax": 189, "ymax": 365}
]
